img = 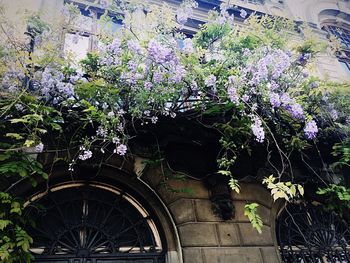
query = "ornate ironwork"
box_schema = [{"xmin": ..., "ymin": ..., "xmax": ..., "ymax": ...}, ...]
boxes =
[
  {"xmin": 277, "ymin": 203, "xmax": 350, "ymax": 263},
  {"xmin": 24, "ymin": 183, "xmax": 165, "ymax": 262}
]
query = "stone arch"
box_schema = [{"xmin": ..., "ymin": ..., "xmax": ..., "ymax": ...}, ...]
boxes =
[
  {"xmin": 17, "ymin": 162, "xmax": 183, "ymax": 263},
  {"xmin": 318, "ymin": 9, "xmax": 350, "ymax": 28},
  {"xmin": 301, "ymin": 0, "xmax": 349, "ymax": 27}
]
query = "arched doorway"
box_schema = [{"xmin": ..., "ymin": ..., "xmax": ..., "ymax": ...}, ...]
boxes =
[{"xmin": 24, "ymin": 182, "xmax": 166, "ymax": 263}]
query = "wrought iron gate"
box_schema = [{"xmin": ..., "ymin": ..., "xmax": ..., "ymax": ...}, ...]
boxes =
[
  {"xmin": 276, "ymin": 203, "xmax": 350, "ymax": 263},
  {"xmin": 24, "ymin": 183, "xmax": 165, "ymax": 263}
]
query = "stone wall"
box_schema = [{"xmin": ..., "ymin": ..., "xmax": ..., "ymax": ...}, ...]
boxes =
[{"xmin": 142, "ymin": 165, "xmax": 281, "ymax": 263}]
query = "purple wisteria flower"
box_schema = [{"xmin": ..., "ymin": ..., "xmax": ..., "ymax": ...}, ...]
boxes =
[
  {"xmin": 35, "ymin": 143, "xmax": 44, "ymax": 153},
  {"xmin": 304, "ymin": 120, "xmax": 318, "ymax": 140},
  {"xmin": 227, "ymin": 85, "xmax": 239, "ymax": 105},
  {"xmin": 100, "ymin": 38, "xmax": 122, "ymax": 66},
  {"xmin": 107, "ymin": 38, "xmax": 121, "ymax": 54},
  {"xmin": 251, "ymin": 116, "xmax": 265, "ymax": 143},
  {"xmin": 127, "ymin": 60, "xmax": 138, "ymax": 71},
  {"xmin": 148, "ymin": 40, "xmax": 175, "ymax": 64},
  {"xmin": 116, "ymin": 144, "xmax": 127, "ymax": 156},
  {"xmin": 79, "ymin": 147, "xmax": 92, "ymax": 160},
  {"xmin": 242, "ymin": 94, "xmax": 250, "ymax": 102},
  {"xmin": 153, "ymin": 71, "xmax": 164, "ymax": 83},
  {"xmin": 144, "ymin": 81, "xmax": 153, "ymax": 90},
  {"xmin": 96, "ymin": 126, "xmax": 108, "ymax": 137},
  {"xmin": 151, "ymin": 116, "xmax": 158, "ymax": 124},
  {"xmin": 40, "ymin": 67, "xmax": 75, "ymax": 100},
  {"xmin": 269, "ymin": 92, "xmax": 281, "ymax": 108},
  {"xmin": 271, "ymin": 50, "xmax": 291, "ymax": 79},
  {"xmin": 15, "ymin": 104, "xmax": 24, "ymax": 111},
  {"xmin": 176, "ymin": 0, "xmax": 198, "ymax": 26},
  {"xmin": 205, "ymin": 75, "xmax": 216, "ymax": 87},
  {"xmin": 57, "ymin": 82, "xmax": 74, "ymax": 97},
  {"xmin": 309, "ymin": 81, "xmax": 319, "ymax": 89},
  {"xmin": 2, "ymin": 69, "xmax": 25, "ymax": 92},
  {"xmin": 169, "ymin": 65, "xmax": 186, "ymax": 83},
  {"xmin": 127, "ymin": 39, "xmax": 142, "ymax": 54},
  {"xmin": 346, "ymin": 116, "xmax": 350, "ymax": 125},
  {"xmin": 247, "ymin": 49, "xmax": 291, "ymax": 85},
  {"xmin": 286, "ymin": 103, "xmax": 304, "ymax": 120}
]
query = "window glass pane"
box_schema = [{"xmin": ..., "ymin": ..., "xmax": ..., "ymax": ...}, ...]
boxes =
[
  {"xmin": 64, "ymin": 33, "xmax": 90, "ymax": 63},
  {"xmin": 99, "ymin": 19, "xmax": 122, "ymax": 34},
  {"xmin": 328, "ymin": 26, "xmax": 350, "ymax": 48},
  {"xmin": 76, "ymin": 9, "xmax": 94, "ymax": 32},
  {"xmin": 339, "ymin": 61, "xmax": 350, "ymax": 76}
]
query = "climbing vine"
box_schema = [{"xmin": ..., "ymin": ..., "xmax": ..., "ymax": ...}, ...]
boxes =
[{"xmin": 0, "ymin": 0, "xmax": 349, "ymax": 261}]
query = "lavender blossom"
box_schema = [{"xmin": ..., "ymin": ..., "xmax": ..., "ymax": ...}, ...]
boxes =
[
  {"xmin": 148, "ymin": 40, "xmax": 175, "ymax": 64},
  {"xmin": 227, "ymin": 85, "xmax": 239, "ymax": 105},
  {"xmin": 205, "ymin": 75, "xmax": 216, "ymax": 87},
  {"xmin": 153, "ymin": 71, "xmax": 164, "ymax": 83},
  {"xmin": 144, "ymin": 81, "xmax": 153, "ymax": 90},
  {"xmin": 96, "ymin": 126, "xmax": 108, "ymax": 137},
  {"xmin": 116, "ymin": 144, "xmax": 127, "ymax": 156},
  {"xmin": 35, "ymin": 143, "xmax": 44, "ymax": 153},
  {"xmin": 269, "ymin": 92, "xmax": 281, "ymax": 108},
  {"xmin": 251, "ymin": 116, "xmax": 265, "ymax": 143},
  {"xmin": 286, "ymin": 102, "xmax": 304, "ymax": 120},
  {"xmin": 79, "ymin": 149, "xmax": 93, "ymax": 160},
  {"xmin": 304, "ymin": 120, "xmax": 318, "ymax": 140},
  {"xmin": 15, "ymin": 104, "xmax": 24, "ymax": 111},
  {"xmin": 176, "ymin": 0, "xmax": 198, "ymax": 25},
  {"xmin": 127, "ymin": 39, "xmax": 142, "ymax": 54},
  {"xmin": 151, "ymin": 116, "xmax": 158, "ymax": 124}
]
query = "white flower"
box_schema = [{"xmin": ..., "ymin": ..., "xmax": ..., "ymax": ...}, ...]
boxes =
[
  {"xmin": 116, "ymin": 144, "xmax": 127, "ymax": 156},
  {"xmin": 151, "ymin": 116, "xmax": 158, "ymax": 124},
  {"xmin": 79, "ymin": 149, "xmax": 92, "ymax": 160},
  {"xmin": 35, "ymin": 143, "xmax": 44, "ymax": 153}
]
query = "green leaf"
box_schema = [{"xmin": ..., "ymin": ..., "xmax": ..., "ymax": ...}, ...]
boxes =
[
  {"xmin": 10, "ymin": 202, "xmax": 22, "ymax": 215},
  {"xmin": 0, "ymin": 154, "xmax": 11, "ymax": 161},
  {"xmin": 229, "ymin": 178, "xmax": 240, "ymax": 193},
  {"xmin": 5, "ymin": 133, "xmax": 23, "ymax": 140},
  {"xmin": 0, "ymin": 220, "xmax": 12, "ymax": 230},
  {"xmin": 217, "ymin": 170, "xmax": 231, "ymax": 176},
  {"xmin": 24, "ymin": 140, "xmax": 35, "ymax": 147},
  {"xmin": 10, "ymin": 118, "xmax": 28, "ymax": 124},
  {"xmin": 297, "ymin": 185, "xmax": 304, "ymax": 196}
]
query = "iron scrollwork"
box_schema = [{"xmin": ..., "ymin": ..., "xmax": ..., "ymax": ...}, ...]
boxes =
[
  {"xmin": 24, "ymin": 184, "xmax": 165, "ymax": 262},
  {"xmin": 277, "ymin": 203, "xmax": 350, "ymax": 263}
]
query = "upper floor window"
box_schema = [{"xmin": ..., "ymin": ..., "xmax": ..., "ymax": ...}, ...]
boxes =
[
  {"xmin": 63, "ymin": 1, "xmax": 122, "ymax": 63},
  {"xmin": 323, "ymin": 24, "xmax": 350, "ymax": 76},
  {"xmin": 324, "ymin": 25, "xmax": 350, "ymax": 48}
]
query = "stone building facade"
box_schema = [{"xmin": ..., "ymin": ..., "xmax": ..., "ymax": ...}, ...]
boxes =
[{"xmin": 2, "ymin": 0, "xmax": 350, "ymax": 263}]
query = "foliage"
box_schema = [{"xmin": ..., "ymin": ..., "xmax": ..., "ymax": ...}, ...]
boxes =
[
  {"xmin": 263, "ymin": 175, "xmax": 304, "ymax": 201},
  {"xmin": 0, "ymin": 0, "xmax": 349, "ymax": 260},
  {"xmin": 244, "ymin": 203, "xmax": 263, "ymax": 234},
  {"xmin": 0, "ymin": 192, "xmax": 33, "ymax": 263},
  {"xmin": 317, "ymin": 184, "xmax": 350, "ymax": 216}
]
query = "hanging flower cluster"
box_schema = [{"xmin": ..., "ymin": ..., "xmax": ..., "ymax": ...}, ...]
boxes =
[{"xmin": 1, "ymin": 0, "xmax": 347, "ymax": 168}]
